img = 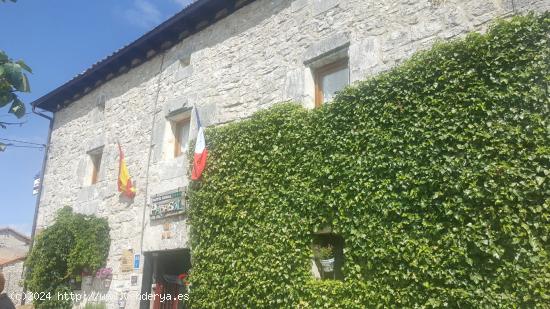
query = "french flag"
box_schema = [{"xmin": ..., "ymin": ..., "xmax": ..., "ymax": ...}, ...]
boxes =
[{"xmin": 191, "ymin": 108, "xmax": 207, "ymax": 180}]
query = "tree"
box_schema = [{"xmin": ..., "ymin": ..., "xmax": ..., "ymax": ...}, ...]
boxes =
[
  {"xmin": 1, "ymin": 0, "xmax": 30, "ymax": 125},
  {"xmin": 0, "ymin": 50, "xmax": 32, "ymax": 151},
  {"xmin": 0, "ymin": 50, "xmax": 30, "ymax": 119},
  {"xmin": 25, "ymin": 207, "xmax": 110, "ymax": 308},
  {"xmin": 1, "ymin": 0, "xmax": 32, "ymax": 152}
]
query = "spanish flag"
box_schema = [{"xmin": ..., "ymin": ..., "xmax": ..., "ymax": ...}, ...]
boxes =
[{"xmin": 118, "ymin": 143, "xmax": 136, "ymax": 198}]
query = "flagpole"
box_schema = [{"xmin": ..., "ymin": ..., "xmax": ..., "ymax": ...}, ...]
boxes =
[{"xmin": 193, "ymin": 104, "xmax": 201, "ymax": 129}]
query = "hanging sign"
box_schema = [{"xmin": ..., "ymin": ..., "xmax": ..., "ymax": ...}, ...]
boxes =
[
  {"xmin": 32, "ymin": 174, "xmax": 41, "ymax": 195},
  {"xmin": 150, "ymin": 187, "xmax": 187, "ymax": 220}
]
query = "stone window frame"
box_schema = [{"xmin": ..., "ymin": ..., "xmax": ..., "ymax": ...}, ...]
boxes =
[
  {"xmin": 165, "ymin": 107, "xmax": 193, "ymax": 160},
  {"xmin": 313, "ymin": 57, "xmax": 350, "ymax": 107},
  {"xmin": 92, "ymin": 94, "xmax": 107, "ymax": 124},
  {"xmin": 96, "ymin": 94, "xmax": 106, "ymax": 112},
  {"xmin": 172, "ymin": 117, "xmax": 191, "ymax": 158},
  {"xmin": 303, "ymin": 33, "xmax": 351, "ymax": 109},
  {"xmin": 177, "ymin": 53, "xmax": 193, "ymax": 80},
  {"xmin": 311, "ymin": 229, "xmax": 345, "ymax": 281},
  {"xmin": 88, "ymin": 147, "xmax": 104, "ymax": 185}
]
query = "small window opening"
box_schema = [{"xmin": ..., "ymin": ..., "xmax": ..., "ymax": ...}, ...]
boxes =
[
  {"xmin": 97, "ymin": 94, "xmax": 106, "ymax": 112},
  {"xmin": 312, "ymin": 232, "xmax": 344, "ymax": 280},
  {"xmin": 93, "ymin": 94, "xmax": 106, "ymax": 124},
  {"xmin": 172, "ymin": 117, "xmax": 191, "ymax": 158},
  {"xmin": 89, "ymin": 148, "xmax": 103, "ymax": 185},
  {"xmin": 314, "ymin": 58, "xmax": 349, "ymax": 107}
]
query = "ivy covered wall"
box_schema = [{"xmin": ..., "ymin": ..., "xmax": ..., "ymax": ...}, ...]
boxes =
[{"xmin": 188, "ymin": 14, "xmax": 549, "ymax": 308}]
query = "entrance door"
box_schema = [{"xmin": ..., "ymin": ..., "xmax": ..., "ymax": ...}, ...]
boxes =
[{"xmin": 140, "ymin": 249, "xmax": 191, "ymax": 309}]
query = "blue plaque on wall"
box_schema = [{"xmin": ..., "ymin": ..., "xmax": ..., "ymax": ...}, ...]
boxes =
[{"xmin": 134, "ymin": 254, "xmax": 140, "ymax": 269}]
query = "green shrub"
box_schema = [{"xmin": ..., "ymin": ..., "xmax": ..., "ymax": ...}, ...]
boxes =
[
  {"xmin": 189, "ymin": 13, "xmax": 550, "ymax": 308},
  {"xmin": 25, "ymin": 207, "xmax": 110, "ymax": 309}
]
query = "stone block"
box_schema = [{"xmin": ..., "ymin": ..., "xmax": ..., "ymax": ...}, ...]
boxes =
[
  {"xmin": 283, "ymin": 68, "xmax": 305, "ymax": 102},
  {"xmin": 77, "ymin": 186, "xmax": 93, "ymax": 204},
  {"xmin": 87, "ymin": 135, "xmax": 105, "ymax": 152},
  {"xmin": 158, "ymin": 155, "xmax": 187, "ymax": 181},
  {"xmin": 470, "ymin": 1, "xmax": 496, "ymax": 16},
  {"xmin": 349, "ymin": 37, "xmax": 382, "ymax": 82},
  {"xmin": 75, "ymin": 200, "xmax": 98, "ymax": 216},
  {"xmin": 196, "ymin": 103, "xmax": 217, "ymax": 128},
  {"xmin": 163, "ymin": 96, "xmax": 190, "ymax": 117},
  {"xmin": 313, "ymin": 0, "xmax": 339, "ymax": 15},
  {"xmin": 177, "ymin": 64, "xmax": 194, "ymax": 80},
  {"xmin": 99, "ymin": 179, "xmax": 118, "ymax": 200},
  {"xmin": 142, "ymin": 218, "xmax": 189, "ymax": 252},
  {"xmin": 303, "ymin": 32, "xmax": 350, "ymax": 65},
  {"xmin": 76, "ymin": 157, "xmax": 88, "ymax": 187},
  {"xmin": 151, "ymin": 116, "xmax": 167, "ymax": 163},
  {"xmin": 292, "ymin": 0, "xmax": 309, "ymax": 12}
]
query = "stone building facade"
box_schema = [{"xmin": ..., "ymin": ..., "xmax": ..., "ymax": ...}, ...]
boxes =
[
  {"xmin": 1, "ymin": 260, "xmax": 25, "ymax": 305},
  {"xmin": 0, "ymin": 228, "xmax": 30, "ymax": 306},
  {"xmin": 32, "ymin": 0, "xmax": 548, "ymax": 308}
]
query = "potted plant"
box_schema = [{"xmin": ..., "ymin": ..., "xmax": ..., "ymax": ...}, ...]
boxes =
[
  {"xmin": 314, "ymin": 245, "xmax": 335, "ymax": 273},
  {"xmin": 96, "ymin": 267, "xmax": 113, "ymax": 288}
]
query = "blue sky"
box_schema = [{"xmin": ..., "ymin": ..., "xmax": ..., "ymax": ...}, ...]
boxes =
[{"xmin": 0, "ymin": 0, "xmax": 192, "ymax": 235}]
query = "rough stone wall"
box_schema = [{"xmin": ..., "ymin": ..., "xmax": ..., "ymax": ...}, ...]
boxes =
[
  {"xmin": 35, "ymin": 0, "xmax": 548, "ymax": 308},
  {"xmin": 1, "ymin": 260, "xmax": 25, "ymax": 306},
  {"xmin": 37, "ymin": 55, "xmax": 166, "ymax": 308}
]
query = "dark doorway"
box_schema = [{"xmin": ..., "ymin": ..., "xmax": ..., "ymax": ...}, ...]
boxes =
[{"xmin": 140, "ymin": 249, "xmax": 191, "ymax": 309}]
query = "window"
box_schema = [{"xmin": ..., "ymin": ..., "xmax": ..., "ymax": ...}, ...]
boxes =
[
  {"xmin": 314, "ymin": 59, "xmax": 349, "ymax": 107},
  {"xmin": 312, "ymin": 232, "xmax": 344, "ymax": 281},
  {"xmin": 93, "ymin": 94, "xmax": 106, "ymax": 123},
  {"xmin": 172, "ymin": 117, "xmax": 191, "ymax": 158},
  {"xmin": 89, "ymin": 148, "xmax": 103, "ymax": 185},
  {"xmin": 97, "ymin": 94, "xmax": 106, "ymax": 112},
  {"xmin": 164, "ymin": 106, "xmax": 193, "ymax": 160}
]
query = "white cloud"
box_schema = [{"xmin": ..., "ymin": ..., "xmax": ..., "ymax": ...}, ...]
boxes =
[{"xmin": 123, "ymin": 0, "xmax": 164, "ymax": 29}]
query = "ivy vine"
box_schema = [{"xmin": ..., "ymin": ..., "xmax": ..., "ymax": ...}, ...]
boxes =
[
  {"xmin": 25, "ymin": 207, "xmax": 110, "ymax": 309},
  {"xmin": 189, "ymin": 13, "xmax": 549, "ymax": 308}
]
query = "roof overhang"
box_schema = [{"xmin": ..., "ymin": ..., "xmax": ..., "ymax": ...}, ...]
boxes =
[
  {"xmin": 0, "ymin": 227, "xmax": 31, "ymax": 243},
  {"xmin": 32, "ymin": 0, "xmax": 256, "ymax": 112},
  {"xmin": 0, "ymin": 255, "xmax": 26, "ymax": 267}
]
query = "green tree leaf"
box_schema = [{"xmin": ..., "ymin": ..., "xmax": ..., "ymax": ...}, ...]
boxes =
[
  {"xmin": 16, "ymin": 59, "xmax": 32, "ymax": 73},
  {"xmin": 9, "ymin": 97, "xmax": 25, "ymax": 118}
]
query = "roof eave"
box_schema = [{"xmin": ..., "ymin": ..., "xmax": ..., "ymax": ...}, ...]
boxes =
[{"xmin": 32, "ymin": 0, "xmax": 256, "ymax": 112}]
